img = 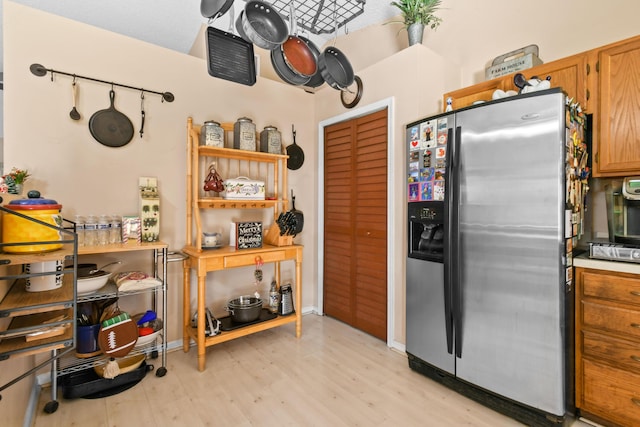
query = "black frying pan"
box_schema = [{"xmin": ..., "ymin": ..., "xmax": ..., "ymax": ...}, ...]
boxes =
[
  {"xmin": 286, "ymin": 125, "xmax": 304, "ymax": 170},
  {"xmin": 88, "ymin": 90, "xmax": 134, "ymax": 147},
  {"xmin": 318, "ymin": 46, "xmax": 354, "ymax": 90},
  {"xmin": 200, "ymin": 0, "xmax": 233, "ymax": 19}
]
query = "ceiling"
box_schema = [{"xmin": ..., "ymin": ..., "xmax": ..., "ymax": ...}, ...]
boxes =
[{"xmin": 0, "ymin": 0, "xmax": 399, "ymax": 74}]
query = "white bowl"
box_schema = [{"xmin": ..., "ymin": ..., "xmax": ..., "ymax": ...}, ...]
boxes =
[
  {"xmin": 134, "ymin": 330, "xmax": 161, "ymax": 348},
  {"xmin": 77, "ymin": 272, "xmax": 111, "ymax": 295}
]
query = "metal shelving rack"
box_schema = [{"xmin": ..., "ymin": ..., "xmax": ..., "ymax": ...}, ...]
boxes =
[
  {"xmin": 57, "ymin": 242, "xmax": 171, "ymax": 378},
  {"xmin": 0, "ymin": 200, "xmax": 78, "ymax": 414}
]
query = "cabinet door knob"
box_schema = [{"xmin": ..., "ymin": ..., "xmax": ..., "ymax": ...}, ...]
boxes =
[
  {"xmin": 631, "ymin": 323, "xmax": 640, "ymax": 329},
  {"xmin": 632, "ymin": 398, "xmax": 640, "ymax": 408},
  {"xmin": 631, "ymin": 355, "xmax": 640, "ymax": 363},
  {"xmin": 631, "ymin": 290, "xmax": 640, "ymax": 297}
]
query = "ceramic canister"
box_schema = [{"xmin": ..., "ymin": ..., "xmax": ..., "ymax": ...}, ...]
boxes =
[
  {"xmin": 24, "ymin": 260, "xmax": 64, "ymax": 292},
  {"xmin": 2, "ymin": 192, "xmax": 63, "ymax": 253}
]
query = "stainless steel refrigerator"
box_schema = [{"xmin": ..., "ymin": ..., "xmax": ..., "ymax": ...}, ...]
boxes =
[{"xmin": 405, "ymin": 89, "xmax": 589, "ymax": 426}]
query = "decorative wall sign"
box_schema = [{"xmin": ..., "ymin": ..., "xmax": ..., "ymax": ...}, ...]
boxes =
[{"xmin": 236, "ymin": 222, "xmax": 263, "ymax": 249}]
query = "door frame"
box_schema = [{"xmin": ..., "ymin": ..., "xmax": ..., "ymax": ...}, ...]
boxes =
[{"xmin": 317, "ymin": 97, "xmax": 396, "ymax": 346}]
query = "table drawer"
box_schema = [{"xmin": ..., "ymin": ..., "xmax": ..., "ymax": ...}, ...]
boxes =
[
  {"xmin": 582, "ymin": 358, "xmax": 640, "ymax": 427},
  {"xmin": 582, "ymin": 330, "xmax": 640, "ymax": 373},
  {"xmin": 583, "ymin": 271, "xmax": 640, "ymax": 305},
  {"xmin": 582, "ymin": 300, "xmax": 640, "ymax": 339},
  {"xmin": 224, "ymin": 250, "xmax": 286, "ymax": 268}
]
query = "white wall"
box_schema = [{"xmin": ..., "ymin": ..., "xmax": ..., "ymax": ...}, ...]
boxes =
[{"xmin": 338, "ymin": 0, "xmax": 640, "ymax": 89}]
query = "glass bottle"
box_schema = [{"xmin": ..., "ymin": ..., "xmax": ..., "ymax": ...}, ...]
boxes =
[
  {"xmin": 84, "ymin": 215, "xmax": 98, "ymax": 247},
  {"xmin": 269, "ymin": 279, "xmax": 279, "ymax": 314},
  {"xmin": 74, "ymin": 215, "xmax": 85, "ymax": 247},
  {"xmin": 109, "ymin": 215, "xmax": 122, "ymax": 244},
  {"xmin": 97, "ymin": 215, "xmax": 110, "ymax": 245}
]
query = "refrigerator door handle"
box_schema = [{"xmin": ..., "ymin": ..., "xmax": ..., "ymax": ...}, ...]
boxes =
[
  {"xmin": 452, "ymin": 126, "xmax": 462, "ymax": 359},
  {"xmin": 444, "ymin": 126, "xmax": 454, "ymax": 355}
]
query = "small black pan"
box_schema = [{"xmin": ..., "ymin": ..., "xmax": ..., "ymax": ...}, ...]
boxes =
[
  {"xmin": 286, "ymin": 125, "xmax": 304, "ymax": 170},
  {"xmin": 200, "ymin": 0, "xmax": 233, "ymax": 19},
  {"xmin": 88, "ymin": 89, "xmax": 134, "ymax": 147},
  {"xmin": 289, "ymin": 190, "xmax": 304, "ymax": 236},
  {"xmin": 318, "ymin": 46, "xmax": 354, "ymax": 90}
]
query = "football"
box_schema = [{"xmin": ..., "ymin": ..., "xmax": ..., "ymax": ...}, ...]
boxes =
[{"xmin": 98, "ymin": 313, "xmax": 138, "ymax": 357}]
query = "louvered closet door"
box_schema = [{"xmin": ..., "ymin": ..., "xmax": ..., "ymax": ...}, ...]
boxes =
[{"xmin": 323, "ymin": 109, "xmax": 388, "ymax": 340}]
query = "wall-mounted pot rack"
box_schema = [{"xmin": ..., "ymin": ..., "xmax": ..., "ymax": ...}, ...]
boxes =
[{"xmin": 29, "ymin": 63, "xmax": 175, "ymax": 103}]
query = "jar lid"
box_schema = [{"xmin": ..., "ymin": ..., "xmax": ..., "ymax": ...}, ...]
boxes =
[
  {"xmin": 203, "ymin": 120, "xmax": 220, "ymax": 126},
  {"xmin": 262, "ymin": 126, "xmax": 278, "ymax": 131},
  {"xmin": 236, "ymin": 117, "xmax": 253, "ymax": 123},
  {"xmin": 6, "ymin": 190, "xmax": 62, "ymax": 210}
]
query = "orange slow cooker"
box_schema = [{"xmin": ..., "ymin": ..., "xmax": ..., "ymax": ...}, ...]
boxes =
[{"xmin": 2, "ymin": 191, "xmax": 63, "ymax": 253}]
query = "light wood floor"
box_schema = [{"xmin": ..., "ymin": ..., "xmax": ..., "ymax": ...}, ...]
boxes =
[{"xmin": 34, "ymin": 314, "xmax": 593, "ymax": 426}]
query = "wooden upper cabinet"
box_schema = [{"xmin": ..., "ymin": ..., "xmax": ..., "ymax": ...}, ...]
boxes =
[
  {"xmin": 503, "ymin": 53, "xmax": 588, "ymax": 109},
  {"xmin": 443, "ymin": 53, "xmax": 587, "ymax": 111},
  {"xmin": 442, "ymin": 78, "xmax": 507, "ymax": 110},
  {"xmin": 593, "ymin": 36, "xmax": 640, "ymax": 177}
]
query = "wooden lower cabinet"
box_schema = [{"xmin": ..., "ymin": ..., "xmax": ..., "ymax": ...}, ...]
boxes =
[{"xmin": 575, "ymin": 267, "xmax": 640, "ymax": 427}]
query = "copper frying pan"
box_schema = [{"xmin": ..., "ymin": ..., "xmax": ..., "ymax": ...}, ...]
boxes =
[{"xmin": 280, "ymin": 1, "xmax": 317, "ymax": 78}]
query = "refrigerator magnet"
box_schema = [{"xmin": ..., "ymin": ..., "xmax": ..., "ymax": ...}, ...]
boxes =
[
  {"xmin": 409, "ymin": 183, "xmax": 420, "ymax": 201},
  {"xmin": 434, "ymin": 181, "xmax": 445, "ymax": 200},
  {"xmin": 436, "ymin": 146, "xmax": 446, "ymax": 158},
  {"xmin": 410, "ymin": 126, "xmax": 419, "ymax": 140},
  {"xmin": 423, "ymin": 150, "xmax": 432, "ymax": 167},
  {"xmin": 409, "ymin": 161, "xmax": 419, "ymax": 173},
  {"xmin": 410, "ymin": 139, "xmax": 420, "ymax": 150},
  {"xmin": 434, "ymin": 168, "xmax": 445, "ymax": 181},
  {"xmin": 437, "ymin": 120, "xmax": 448, "ymax": 145},
  {"xmin": 421, "ymin": 182, "xmax": 433, "ymax": 200},
  {"xmin": 421, "ymin": 168, "xmax": 435, "ymax": 181},
  {"xmin": 420, "ymin": 121, "xmax": 436, "ymax": 148},
  {"xmin": 410, "ymin": 151, "xmax": 420, "ymax": 161}
]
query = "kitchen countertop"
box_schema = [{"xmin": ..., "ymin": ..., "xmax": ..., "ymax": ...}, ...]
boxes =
[{"xmin": 574, "ymin": 252, "xmax": 640, "ymax": 274}]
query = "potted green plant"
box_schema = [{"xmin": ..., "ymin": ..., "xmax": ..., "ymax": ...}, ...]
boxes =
[
  {"xmin": 390, "ymin": 0, "xmax": 443, "ymax": 46},
  {"xmin": 2, "ymin": 167, "xmax": 30, "ymax": 194}
]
